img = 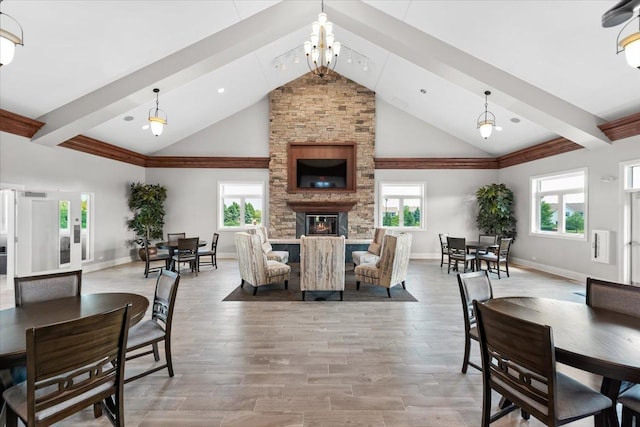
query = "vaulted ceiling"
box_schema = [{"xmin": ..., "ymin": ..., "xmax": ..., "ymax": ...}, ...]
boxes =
[{"xmin": 1, "ymin": 0, "xmax": 639, "ymax": 158}]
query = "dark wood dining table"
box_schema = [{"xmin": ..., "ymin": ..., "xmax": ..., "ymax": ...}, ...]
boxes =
[
  {"xmin": 465, "ymin": 241, "xmax": 498, "ymax": 269},
  {"xmin": 484, "ymin": 296, "xmax": 640, "ymax": 427},
  {"xmin": 156, "ymin": 240, "xmax": 207, "ymax": 257},
  {"xmin": 0, "ymin": 293, "xmax": 149, "ymax": 369}
]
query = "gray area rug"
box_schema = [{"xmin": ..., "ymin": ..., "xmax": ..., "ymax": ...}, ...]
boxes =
[{"xmin": 223, "ymin": 264, "xmax": 418, "ymax": 302}]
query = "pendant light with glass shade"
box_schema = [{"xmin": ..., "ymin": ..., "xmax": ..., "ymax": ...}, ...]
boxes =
[
  {"xmin": 303, "ymin": 0, "xmax": 341, "ymax": 78},
  {"xmin": 148, "ymin": 88, "xmax": 167, "ymax": 137},
  {"xmin": 617, "ymin": 13, "xmax": 640, "ymax": 68},
  {"xmin": 0, "ymin": 0, "xmax": 24, "ymax": 66},
  {"xmin": 477, "ymin": 90, "xmax": 496, "ymax": 139}
]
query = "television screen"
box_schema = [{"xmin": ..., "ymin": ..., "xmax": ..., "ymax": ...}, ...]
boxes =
[{"xmin": 297, "ymin": 159, "xmax": 347, "ymax": 189}]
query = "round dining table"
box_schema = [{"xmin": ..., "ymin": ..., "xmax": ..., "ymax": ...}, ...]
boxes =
[
  {"xmin": 0, "ymin": 293, "xmax": 149, "ymax": 369},
  {"xmin": 484, "ymin": 296, "xmax": 640, "ymax": 427},
  {"xmin": 156, "ymin": 240, "xmax": 207, "ymax": 257}
]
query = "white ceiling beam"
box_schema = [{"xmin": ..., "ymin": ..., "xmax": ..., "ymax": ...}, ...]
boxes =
[
  {"xmin": 31, "ymin": 0, "xmax": 316, "ymax": 147},
  {"xmin": 328, "ymin": 1, "xmax": 611, "ymax": 149}
]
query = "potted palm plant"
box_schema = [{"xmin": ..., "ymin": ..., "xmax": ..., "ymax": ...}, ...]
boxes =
[
  {"xmin": 126, "ymin": 182, "xmax": 167, "ymax": 259},
  {"xmin": 475, "ymin": 183, "xmax": 517, "ymax": 241}
]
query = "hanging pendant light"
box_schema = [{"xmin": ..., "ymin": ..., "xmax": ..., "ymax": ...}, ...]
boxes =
[
  {"xmin": 148, "ymin": 88, "xmax": 167, "ymax": 137},
  {"xmin": 477, "ymin": 90, "xmax": 496, "ymax": 139},
  {"xmin": 0, "ymin": 0, "xmax": 24, "ymax": 66},
  {"xmin": 303, "ymin": 0, "xmax": 341, "ymax": 78},
  {"xmin": 617, "ymin": 13, "xmax": 640, "ymax": 68}
]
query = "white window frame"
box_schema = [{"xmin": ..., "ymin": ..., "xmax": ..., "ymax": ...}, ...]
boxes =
[
  {"xmin": 530, "ymin": 168, "xmax": 587, "ymax": 240},
  {"xmin": 378, "ymin": 181, "xmax": 426, "ymax": 231},
  {"xmin": 81, "ymin": 193, "xmax": 94, "ymax": 263},
  {"xmin": 218, "ymin": 181, "xmax": 266, "ymax": 230}
]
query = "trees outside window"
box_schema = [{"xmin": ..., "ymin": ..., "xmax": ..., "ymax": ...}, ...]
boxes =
[
  {"xmin": 220, "ymin": 182, "xmax": 264, "ymax": 228},
  {"xmin": 379, "ymin": 182, "xmax": 425, "ymax": 229}
]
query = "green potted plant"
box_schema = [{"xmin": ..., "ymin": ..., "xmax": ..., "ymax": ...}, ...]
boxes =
[
  {"xmin": 475, "ymin": 183, "xmax": 517, "ymax": 240},
  {"xmin": 126, "ymin": 182, "xmax": 167, "ymax": 259}
]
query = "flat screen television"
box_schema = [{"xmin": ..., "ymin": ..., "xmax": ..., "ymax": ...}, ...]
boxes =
[{"xmin": 297, "ymin": 159, "xmax": 347, "ymax": 189}]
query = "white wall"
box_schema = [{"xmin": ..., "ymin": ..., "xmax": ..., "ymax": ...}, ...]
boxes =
[
  {"xmin": 0, "ymin": 132, "xmax": 146, "ymax": 269},
  {"xmin": 498, "ymin": 136, "xmax": 640, "ymax": 282}
]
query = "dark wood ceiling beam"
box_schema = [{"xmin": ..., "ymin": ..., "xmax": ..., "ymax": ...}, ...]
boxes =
[
  {"xmin": 496, "ymin": 137, "xmax": 583, "ymax": 169},
  {"xmin": 375, "ymin": 158, "xmax": 498, "ymax": 169},
  {"xmin": 60, "ymin": 135, "xmax": 148, "ymax": 167},
  {"xmin": 0, "ymin": 109, "xmax": 45, "ymax": 138},
  {"xmin": 598, "ymin": 112, "xmax": 640, "ymax": 141},
  {"xmin": 145, "ymin": 157, "xmax": 270, "ymax": 169}
]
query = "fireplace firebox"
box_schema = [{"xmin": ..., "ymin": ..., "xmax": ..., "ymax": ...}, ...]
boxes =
[{"xmin": 306, "ymin": 214, "xmax": 338, "ymax": 235}]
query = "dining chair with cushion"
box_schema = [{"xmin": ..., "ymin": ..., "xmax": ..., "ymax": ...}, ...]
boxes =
[
  {"xmin": 457, "ymin": 270, "xmax": 493, "ymax": 374},
  {"xmin": 2, "ymin": 305, "xmax": 131, "ymax": 427},
  {"xmin": 352, "ymin": 227, "xmax": 387, "ymax": 268},
  {"xmin": 478, "ymin": 237, "xmax": 513, "ymax": 279},
  {"xmin": 586, "ymin": 277, "xmax": 640, "ymax": 318},
  {"xmin": 300, "ymin": 235, "xmax": 346, "ymax": 301},
  {"xmin": 125, "ymin": 269, "xmax": 180, "ymax": 384},
  {"xmin": 247, "ymin": 226, "xmax": 289, "ymax": 264},
  {"xmin": 171, "ymin": 237, "xmax": 199, "ymax": 276},
  {"xmin": 446, "ymin": 237, "xmax": 476, "ymax": 274},
  {"xmin": 354, "ymin": 233, "xmax": 412, "ymax": 298},
  {"xmin": 143, "ymin": 237, "xmax": 171, "ymax": 278},
  {"xmin": 438, "ymin": 233, "xmax": 448, "ymax": 268},
  {"xmin": 234, "ymin": 232, "xmax": 291, "ymax": 296},
  {"xmin": 619, "ymin": 384, "xmax": 640, "ymax": 427},
  {"xmin": 473, "ymin": 300, "xmax": 614, "ymax": 427},
  {"xmin": 197, "ymin": 232, "xmax": 219, "ymax": 271},
  {"xmin": 475, "ymin": 234, "xmax": 498, "ymax": 254},
  {"xmin": 14, "ymin": 270, "xmax": 82, "ymax": 306},
  {"xmin": 167, "ymin": 232, "xmax": 186, "ymax": 245}
]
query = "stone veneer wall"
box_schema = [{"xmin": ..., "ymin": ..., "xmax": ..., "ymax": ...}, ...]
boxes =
[{"xmin": 269, "ymin": 71, "xmax": 375, "ymax": 239}]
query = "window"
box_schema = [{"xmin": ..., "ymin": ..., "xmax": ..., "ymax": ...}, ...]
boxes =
[
  {"xmin": 81, "ymin": 193, "xmax": 93, "ymax": 262},
  {"xmin": 219, "ymin": 182, "xmax": 264, "ymax": 228},
  {"xmin": 624, "ymin": 161, "xmax": 640, "ymax": 190},
  {"xmin": 531, "ymin": 169, "xmax": 586, "ymax": 238},
  {"xmin": 379, "ymin": 182, "xmax": 425, "ymax": 229}
]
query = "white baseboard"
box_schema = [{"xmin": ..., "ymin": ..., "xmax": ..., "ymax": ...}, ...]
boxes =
[
  {"xmin": 409, "ymin": 252, "xmax": 439, "ymax": 260},
  {"xmin": 510, "ymin": 257, "xmax": 586, "ymax": 283},
  {"xmin": 83, "ymin": 256, "xmax": 135, "ymax": 273}
]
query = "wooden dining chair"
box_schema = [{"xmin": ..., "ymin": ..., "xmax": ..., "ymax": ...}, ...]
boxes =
[
  {"xmin": 586, "ymin": 277, "xmax": 640, "ymax": 318},
  {"xmin": 14, "ymin": 270, "xmax": 82, "ymax": 306},
  {"xmin": 197, "ymin": 232, "xmax": 219, "ymax": 271},
  {"xmin": 446, "ymin": 237, "xmax": 475, "ymax": 274},
  {"xmin": 2, "ymin": 305, "xmax": 131, "ymax": 427},
  {"xmin": 438, "ymin": 233, "xmax": 449, "ymax": 268},
  {"xmin": 473, "ymin": 300, "xmax": 614, "ymax": 426},
  {"xmin": 167, "ymin": 232, "xmax": 186, "ymax": 245},
  {"xmin": 619, "ymin": 385, "xmax": 640, "ymax": 427},
  {"xmin": 143, "ymin": 237, "xmax": 171, "ymax": 278},
  {"xmin": 456, "ymin": 270, "xmax": 493, "ymax": 373},
  {"xmin": 478, "ymin": 237, "xmax": 512, "ymax": 278},
  {"xmin": 125, "ymin": 269, "xmax": 180, "ymax": 383},
  {"xmin": 171, "ymin": 237, "xmax": 199, "ymax": 276}
]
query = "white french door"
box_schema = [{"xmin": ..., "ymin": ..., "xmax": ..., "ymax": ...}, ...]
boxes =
[
  {"xmin": 14, "ymin": 190, "xmax": 83, "ymax": 277},
  {"xmin": 629, "ymin": 191, "xmax": 640, "ymax": 285}
]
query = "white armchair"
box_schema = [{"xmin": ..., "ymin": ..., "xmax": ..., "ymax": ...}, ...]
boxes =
[
  {"xmin": 300, "ymin": 235, "xmax": 346, "ymax": 301},
  {"xmin": 235, "ymin": 232, "xmax": 290, "ymax": 296},
  {"xmin": 354, "ymin": 233, "xmax": 412, "ymax": 298},
  {"xmin": 247, "ymin": 226, "xmax": 289, "ymax": 264},
  {"xmin": 351, "ymin": 227, "xmax": 387, "ymax": 267}
]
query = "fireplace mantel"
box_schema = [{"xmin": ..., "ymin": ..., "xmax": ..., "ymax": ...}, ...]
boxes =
[{"xmin": 287, "ymin": 201, "xmax": 356, "ymax": 213}]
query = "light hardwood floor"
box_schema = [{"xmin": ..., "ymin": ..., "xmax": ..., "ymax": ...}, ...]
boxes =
[{"xmin": 0, "ymin": 260, "xmax": 612, "ymax": 426}]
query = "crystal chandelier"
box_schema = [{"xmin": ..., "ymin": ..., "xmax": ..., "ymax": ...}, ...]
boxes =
[{"xmin": 303, "ymin": 0, "xmax": 341, "ymax": 78}]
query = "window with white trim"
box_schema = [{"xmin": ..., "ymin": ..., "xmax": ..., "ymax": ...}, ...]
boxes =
[
  {"xmin": 530, "ymin": 169, "xmax": 586, "ymax": 238},
  {"xmin": 624, "ymin": 161, "xmax": 640, "ymax": 190},
  {"xmin": 379, "ymin": 182, "xmax": 425, "ymax": 229},
  {"xmin": 219, "ymin": 182, "xmax": 264, "ymax": 229}
]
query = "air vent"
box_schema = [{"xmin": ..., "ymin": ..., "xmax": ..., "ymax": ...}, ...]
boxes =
[{"xmin": 22, "ymin": 191, "xmax": 47, "ymax": 198}]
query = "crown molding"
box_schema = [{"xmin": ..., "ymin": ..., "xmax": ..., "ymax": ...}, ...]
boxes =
[
  {"xmin": 145, "ymin": 156, "xmax": 270, "ymax": 168},
  {"xmin": 375, "ymin": 157, "xmax": 498, "ymax": 169},
  {"xmin": 496, "ymin": 137, "xmax": 583, "ymax": 169},
  {"xmin": 60, "ymin": 135, "xmax": 147, "ymax": 167},
  {"xmin": 0, "ymin": 109, "xmax": 45, "ymax": 138},
  {"xmin": 598, "ymin": 112, "xmax": 640, "ymax": 141}
]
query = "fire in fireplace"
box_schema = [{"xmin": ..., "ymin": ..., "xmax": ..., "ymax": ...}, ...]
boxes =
[{"xmin": 306, "ymin": 214, "xmax": 338, "ymax": 235}]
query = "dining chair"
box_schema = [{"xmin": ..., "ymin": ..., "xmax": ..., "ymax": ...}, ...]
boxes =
[
  {"xmin": 171, "ymin": 237, "xmax": 199, "ymax": 276},
  {"xmin": 586, "ymin": 277, "xmax": 640, "ymax": 318},
  {"xmin": 125, "ymin": 269, "xmax": 180, "ymax": 384},
  {"xmin": 478, "ymin": 237, "xmax": 512, "ymax": 278},
  {"xmin": 619, "ymin": 384, "xmax": 640, "ymax": 427},
  {"xmin": 167, "ymin": 232, "xmax": 186, "ymax": 245},
  {"xmin": 475, "ymin": 234, "xmax": 498, "ymax": 254},
  {"xmin": 14, "ymin": 270, "xmax": 82, "ymax": 306},
  {"xmin": 438, "ymin": 233, "xmax": 449, "ymax": 268},
  {"xmin": 446, "ymin": 236, "xmax": 475, "ymax": 274},
  {"xmin": 197, "ymin": 232, "xmax": 219, "ymax": 271},
  {"xmin": 2, "ymin": 305, "xmax": 131, "ymax": 427},
  {"xmin": 473, "ymin": 300, "xmax": 614, "ymax": 427},
  {"xmin": 143, "ymin": 237, "xmax": 171, "ymax": 278},
  {"xmin": 456, "ymin": 270, "xmax": 493, "ymax": 373}
]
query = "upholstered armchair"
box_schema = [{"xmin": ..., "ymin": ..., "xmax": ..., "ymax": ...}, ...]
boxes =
[
  {"xmin": 352, "ymin": 227, "xmax": 387, "ymax": 267},
  {"xmin": 247, "ymin": 226, "xmax": 289, "ymax": 264},
  {"xmin": 354, "ymin": 233, "xmax": 412, "ymax": 298},
  {"xmin": 234, "ymin": 232, "xmax": 290, "ymax": 296},
  {"xmin": 300, "ymin": 235, "xmax": 346, "ymax": 301}
]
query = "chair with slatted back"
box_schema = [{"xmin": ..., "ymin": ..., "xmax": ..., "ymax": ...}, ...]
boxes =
[
  {"xmin": 171, "ymin": 237, "xmax": 199, "ymax": 276},
  {"xmin": 474, "ymin": 300, "xmax": 614, "ymax": 426},
  {"xmin": 478, "ymin": 237, "xmax": 512, "ymax": 278},
  {"xmin": 457, "ymin": 270, "xmax": 493, "ymax": 373},
  {"xmin": 125, "ymin": 269, "xmax": 180, "ymax": 384},
  {"xmin": 447, "ymin": 237, "xmax": 476, "ymax": 274},
  {"xmin": 197, "ymin": 233, "xmax": 219, "ymax": 271},
  {"xmin": 167, "ymin": 233, "xmax": 185, "ymax": 245},
  {"xmin": 2, "ymin": 305, "xmax": 131, "ymax": 427},
  {"xmin": 438, "ymin": 233, "xmax": 449, "ymax": 268},
  {"xmin": 143, "ymin": 238, "xmax": 171, "ymax": 278},
  {"xmin": 14, "ymin": 270, "xmax": 82, "ymax": 306}
]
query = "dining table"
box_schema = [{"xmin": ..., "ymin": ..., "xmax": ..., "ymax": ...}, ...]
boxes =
[
  {"xmin": 156, "ymin": 240, "xmax": 207, "ymax": 257},
  {"xmin": 0, "ymin": 292, "xmax": 149, "ymax": 369},
  {"xmin": 465, "ymin": 240, "xmax": 498, "ymax": 270},
  {"xmin": 484, "ymin": 296, "xmax": 640, "ymax": 427}
]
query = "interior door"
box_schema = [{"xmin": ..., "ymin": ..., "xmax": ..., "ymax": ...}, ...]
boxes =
[
  {"xmin": 630, "ymin": 191, "xmax": 640, "ymax": 286},
  {"xmin": 14, "ymin": 190, "xmax": 82, "ymax": 278}
]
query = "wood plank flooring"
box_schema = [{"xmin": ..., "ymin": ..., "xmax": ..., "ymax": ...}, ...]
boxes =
[{"xmin": 0, "ymin": 260, "xmax": 611, "ymax": 426}]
